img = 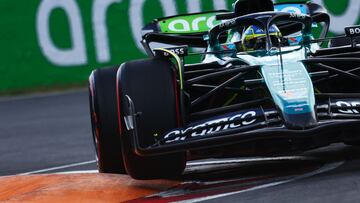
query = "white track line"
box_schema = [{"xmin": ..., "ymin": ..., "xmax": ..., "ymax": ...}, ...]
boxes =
[
  {"xmin": 18, "ymin": 160, "xmax": 96, "ymax": 175},
  {"xmin": 15, "ymin": 156, "xmax": 308, "ymax": 176},
  {"xmin": 186, "ymin": 156, "xmax": 312, "ymax": 167},
  {"xmin": 16, "ymin": 157, "xmax": 312, "ymax": 176},
  {"xmin": 55, "ymin": 170, "xmax": 98, "ymax": 175},
  {"xmin": 176, "ymin": 161, "xmax": 344, "ymax": 203}
]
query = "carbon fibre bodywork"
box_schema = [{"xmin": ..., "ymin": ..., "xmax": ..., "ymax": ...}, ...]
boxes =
[{"xmin": 120, "ymin": 1, "xmax": 360, "ymax": 158}]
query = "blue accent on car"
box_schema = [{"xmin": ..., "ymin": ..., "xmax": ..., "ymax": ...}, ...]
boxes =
[
  {"xmin": 274, "ymin": 4, "xmax": 309, "ymax": 15},
  {"xmin": 248, "ymin": 26, "xmax": 278, "ymax": 35},
  {"xmin": 254, "ymin": 27, "xmax": 265, "ymax": 34},
  {"xmin": 288, "ymin": 36, "xmax": 303, "ymax": 46},
  {"xmin": 261, "ymin": 59, "xmax": 317, "ymax": 129}
]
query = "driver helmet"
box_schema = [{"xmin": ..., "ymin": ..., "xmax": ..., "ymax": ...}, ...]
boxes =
[{"xmin": 241, "ymin": 25, "xmax": 282, "ymax": 51}]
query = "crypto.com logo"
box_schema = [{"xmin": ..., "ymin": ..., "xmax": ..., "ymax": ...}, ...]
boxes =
[{"xmin": 36, "ymin": 0, "xmax": 228, "ymax": 66}]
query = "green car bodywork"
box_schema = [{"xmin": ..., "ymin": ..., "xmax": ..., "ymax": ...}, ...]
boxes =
[
  {"xmin": 202, "ymin": 18, "xmax": 319, "ymax": 129},
  {"xmin": 149, "ymin": 3, "xmax": 330, "ymax": 129}
]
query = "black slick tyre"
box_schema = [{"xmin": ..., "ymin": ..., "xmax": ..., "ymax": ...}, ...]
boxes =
[
  {"xmin": 89, "ymin": 67, "xmax": 126, "ymax": 174},
  {"xmin": 117, "ymin": 58, "xmax": 186, "ymax": 180}
]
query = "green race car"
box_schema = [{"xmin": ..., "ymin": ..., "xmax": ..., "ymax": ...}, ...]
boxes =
[{"xmin": 89, "ymin": 0, "xmax": 360, "ymax": 179}]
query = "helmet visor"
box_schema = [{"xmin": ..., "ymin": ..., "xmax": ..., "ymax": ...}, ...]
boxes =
[{"xmin": 243, "ymin": 35, "xmax": 281, "ymax": 51}]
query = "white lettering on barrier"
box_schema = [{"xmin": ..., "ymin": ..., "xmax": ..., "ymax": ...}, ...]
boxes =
[
  {"xmin": 186, "ymin": 0, "xmax": 227, "ymax": 14},
  {"xmin": 35, "ymin": 1, "xmax": 359, "ymax": 66},
  {"xmin": 170, "ymin": 0, "xmax": 219, "ymax": 53},
  {"xmin": 129, "ymin": 0, "xmax": 177, "ymax": 53},
  {"xmin": 93, "ymin": 0, "xmax": 122, "ymax": 63},
  {"xmin": 129, "ymin": 0, "xmax": 145, "ymax": 54},
  {"xmin": 213, "ymin": 0, "xmax": 228, "ymax": 10},
  {"xmin": 36, "ymin": 0, "xmax": 87, "ymax": 66},
  {"xmin": 313, "ymin": 0, "xmax": 360, "ymax": 34},
  {"xmin": 36, "ymin": 0, "xmax": 229, "ymax": 66},
  {"xmin": 186, "ymin": 0, "xmax": 225, "ymax": 30},
  {"xmin": 186, "ymin": 0, "xmax": 201, "ymax": 13}
]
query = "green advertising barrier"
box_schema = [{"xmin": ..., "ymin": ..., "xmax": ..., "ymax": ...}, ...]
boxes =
[{"xmin": 0, "ymin": 0, "xmax": 359, "ymax": 93}]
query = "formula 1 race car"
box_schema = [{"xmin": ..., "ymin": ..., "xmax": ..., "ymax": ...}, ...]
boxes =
[{"xmin": 89, "ymin": 0, "xmax": 360, "ymax": 179}]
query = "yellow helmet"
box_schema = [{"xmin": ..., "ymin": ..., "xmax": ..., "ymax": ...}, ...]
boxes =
[{"xmin": 242, "ymin": 25, "xmax": 282, "ymax": 51}]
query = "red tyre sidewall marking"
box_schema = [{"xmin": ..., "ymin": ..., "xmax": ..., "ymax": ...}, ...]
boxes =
[
  {"xmin": 116, "ymin": 70, "xmax": 123, "ymax": 135},
  {"xmin": 89, "ymin": 75, "xmax": 103, "ymax": 171}
]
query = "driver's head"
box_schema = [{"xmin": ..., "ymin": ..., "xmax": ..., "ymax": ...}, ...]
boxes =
[{"xmin": 241, "ymin": 25, "xmax": 282, "ymax": 51}]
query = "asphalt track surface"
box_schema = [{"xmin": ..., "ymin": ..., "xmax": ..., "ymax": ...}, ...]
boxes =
[
  {"xmin": 0, "ymin": 90, "xmax": 96, "ymax": 175},
  {"xmin": 1, "ymin": 90, "xmax": 360, "ymax": 202}
]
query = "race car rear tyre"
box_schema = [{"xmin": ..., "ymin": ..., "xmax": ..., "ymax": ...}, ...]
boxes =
[
  {"xmin": 118, "ymin": 58, "xmax": 186, "ymax": 180},
  {"xmin": 89, "ymin": 67, "xmax": 126, "ymax": 174}
]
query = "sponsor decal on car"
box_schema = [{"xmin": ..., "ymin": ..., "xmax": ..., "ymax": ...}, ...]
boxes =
[
  {"xmin": 163, "ymin": 110, "xmax": 261, "ymax": 144},
  {"xmin": 334, "ymin": 100, "xmax": 360, "ymax": 114},
  {"xmin": 159, "ymin": 13, "xmax": 223, "ymax": 34},
  {"xmin": 289, "ymin": 12, "xmax": 307, "ymax": 20},
  {"xmin": 274, "ymin": 4, "xmax": 317, "ymax": 27},
  {"xmin": 274, "ymin": 4, "xmax": 308, "ymax": 15},
  {"xmin": 154, "ymin": 46, "xmax": 188, "ymax": 57},
  {"xmin": 218, "ymin": 19, "xmax": 236, "ymax": 29},
  {"xmin": 345, "ymin": 26, "xmax": 360, "ymax": 37}
]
